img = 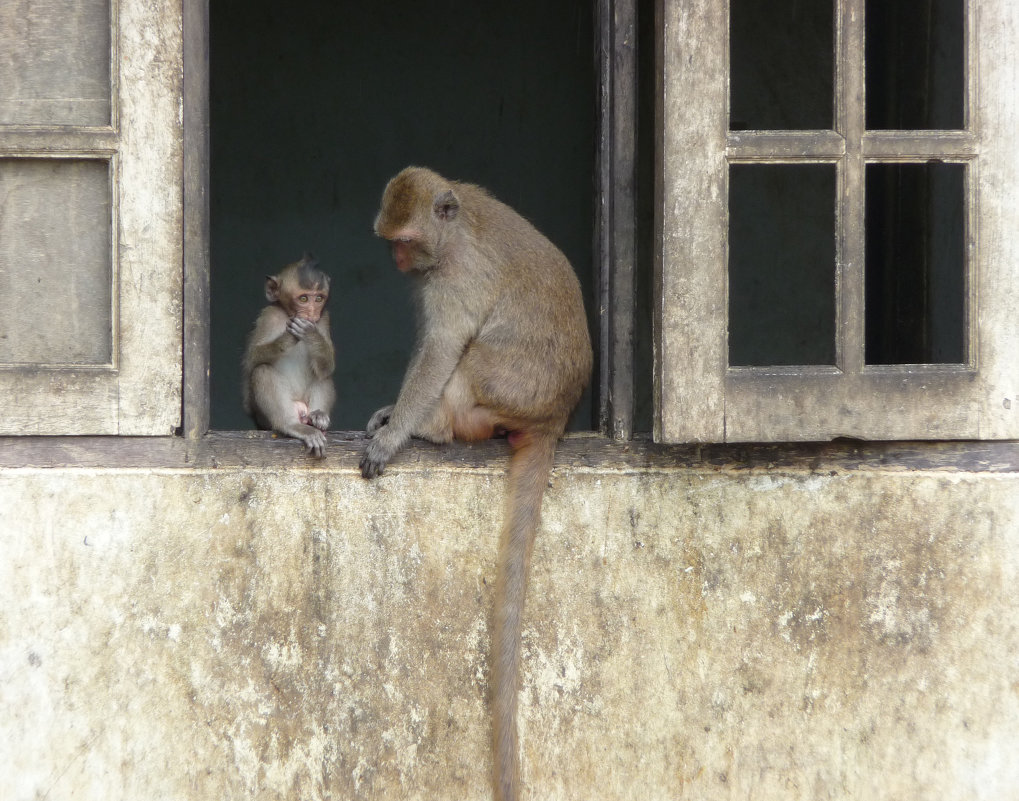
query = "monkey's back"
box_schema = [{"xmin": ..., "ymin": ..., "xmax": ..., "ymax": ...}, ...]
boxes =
[{"xmin": 458, "ymin": 187, "xmax": 592, "ymax": 428}]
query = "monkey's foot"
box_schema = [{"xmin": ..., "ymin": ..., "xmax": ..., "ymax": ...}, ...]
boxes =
[
  {"xmin": 308, "ymin": 410, "xmax": 330, "ymax": 431},
  {"xmin": 366, "ymin": 404, "xmax": 395, "ymax": 435}
]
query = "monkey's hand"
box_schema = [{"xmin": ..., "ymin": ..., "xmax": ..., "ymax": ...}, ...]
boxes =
[
  {"xmin": 360, "ymin": 422, "xmax": 408, "ymax": 479},
  {"xmin": 287, "ymin": 316, "xmax": 317, "ymax": 340},
  {"xmin": 360, "ymin": 435, "xmax": 391, "ymax": 478},
  {"xmin": 365, "ymin": 404, "xmax": 395, "ymax": 435}
]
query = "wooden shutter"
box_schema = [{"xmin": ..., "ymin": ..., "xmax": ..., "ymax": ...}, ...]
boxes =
[
  {"xmin": 0, "ymin": 0, "xmax": 183, "ymax": 435},
  {"xmin": 654, "ymin": 0, "xmax": 1019, "ymax": 442}
]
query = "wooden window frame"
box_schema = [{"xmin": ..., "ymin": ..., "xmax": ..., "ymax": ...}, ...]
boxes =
[
  {"xmin": 654, "ymin": 0, "xmax": 1019, "ymax": 443},
  {"xmin": 0, "ymin": 0, "xmax": 184, "ymax": 436},
  {"xmin": 596, "ymin": 0, "xmax": 640, "ymax": 440},
  {"xmin": 183, "ymin": 0, "xmax": 210, "ymax": 440}
]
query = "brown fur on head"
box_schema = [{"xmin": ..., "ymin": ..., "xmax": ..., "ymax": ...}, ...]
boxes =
[
  {"xmin": 266, "ymin": 252, "xmax": 330, "ymax": 321},
  {"xmin": 374, "ymin": 167, "xmax": 463, "ymax": 273}
]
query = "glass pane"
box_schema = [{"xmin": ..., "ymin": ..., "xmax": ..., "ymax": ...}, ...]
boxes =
[
  {"xmin": 865, "ymin": 162, "xmax": 965, "ymax": 365},
  {"xmin": 0, "ymin": 160, "xmax": 113, "ymax": 365},
  {"xmin": 865, "ymin": 0, "xmax": 964, "ymax": 130},
  {"xmin": 0, "ymin": 0, "xmax": 111, "ymax": 126},
  {"xmin": 730, "ymin": 0, "xmax": 834, "ymax": 131},
  {"xmin": 728, "ymin": 164, "xmax": 837, "ymax": 367}
]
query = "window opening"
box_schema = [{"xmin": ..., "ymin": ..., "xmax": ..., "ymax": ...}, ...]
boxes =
[
  {"xmin": 864, "ymin": 161, "xmax": 966, "ymax": 365},
  {"xmin": 210, "ymin": 0, "xmax": 597, "ymax": 432},
  {"xmin": 728, "ymin": 163, "xmax": 837, "ymax": 367},
  {"xmin": 729, "ymin": 0, "xmax": 834, "ymax": 131},
  {"xmin": 865, "ymin": 0, "xmax": 965, "ymax": 131}
]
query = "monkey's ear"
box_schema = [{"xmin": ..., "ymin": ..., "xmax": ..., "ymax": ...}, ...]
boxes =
[
  {"xmin": 265, "ymin": 275, "xmax": 281, "ymax": 303},
  {"xmin": 433, "ymin": 189, "xmax": 460, "ymax": 221}
]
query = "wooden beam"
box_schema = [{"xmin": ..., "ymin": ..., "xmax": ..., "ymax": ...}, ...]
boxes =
[{"xmin": 596, "ymin": 0, "xmax": 638, "ymax": 440}]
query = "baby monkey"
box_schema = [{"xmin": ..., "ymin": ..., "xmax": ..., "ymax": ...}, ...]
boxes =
[{"xmin": 242, "ymin": 253, "xmax": 335, "ymax": 456}]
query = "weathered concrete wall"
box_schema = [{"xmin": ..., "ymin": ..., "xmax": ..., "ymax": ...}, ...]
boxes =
[{"xmin": 2, "ymin": 447, "xmax": 1017, "ymax": 800}]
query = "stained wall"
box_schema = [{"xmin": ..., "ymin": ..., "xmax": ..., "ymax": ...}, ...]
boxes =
[{"xmin": 2, "ymin": 440, "xmax": 1016, "ymax": 800}]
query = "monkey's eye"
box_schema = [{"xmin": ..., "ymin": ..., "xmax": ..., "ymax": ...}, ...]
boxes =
[
  {"xmin": 315, "ymin": 295, "xmax": 325, "ymax": 303},
  {"xmin": 299, "ymin": 295, "xmax": 309, "ymax": 303}
]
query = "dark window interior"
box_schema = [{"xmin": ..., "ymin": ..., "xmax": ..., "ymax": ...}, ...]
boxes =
[
  {"xmin": 633, "ymin": 0, "xmax": 656, "ymax": 431},
  {"xmin": 210, "ymin": 1, "xmax": 596, "ymax": 431},
  {"xmin": 728, "ymin": 164, "xmax": 838, "ymax": 367},
  {"xmin": 729, "ymin": 0, "xmax": 834, "ymax": 131},
  {"xmin": 866, "ymin": 0, "xmax": 964, "ymax": 131},
  {"xmin": 865, "ymin": 161, "xmax": 966, "ymax": 365}
]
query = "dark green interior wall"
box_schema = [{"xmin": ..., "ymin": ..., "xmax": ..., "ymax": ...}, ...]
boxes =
[
  {"xmin": 210, "ymin": 1, "xmax": 596, "ymax": 431},
  {"xmin": 633, "ymin": 0, "xmax": 655, "ymax": 432}
]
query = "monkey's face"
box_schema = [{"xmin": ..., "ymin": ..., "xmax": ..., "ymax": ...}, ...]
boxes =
[
  {"xmin": 374, "ymin": 168, "xmax": 458, "ymax": 274},
  {"xmin": 266, "ymin": 257, "xmax": 331, "ymax": 321},
  {"xmin": 285, "ymin": 285, "xmax": 328, "ymax": 322},
  {"xmin": 376, "ymin": 205, "xmax": 433, "ymax": 274}
]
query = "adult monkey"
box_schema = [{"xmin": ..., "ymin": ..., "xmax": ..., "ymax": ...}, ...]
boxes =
[{"xmin": 360, "ymin": 167, "xmax": 592, "ymax": 801}]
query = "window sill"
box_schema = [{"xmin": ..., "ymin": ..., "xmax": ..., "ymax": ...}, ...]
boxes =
[{"xmin": 0, "ymin": 432, "xmax": 1017, "ymax": 474}]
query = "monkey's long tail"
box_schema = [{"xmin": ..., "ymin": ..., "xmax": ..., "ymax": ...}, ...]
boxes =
[{"xmin": 492, "ymin": 430, "xmax": 559, "ymax": 801}]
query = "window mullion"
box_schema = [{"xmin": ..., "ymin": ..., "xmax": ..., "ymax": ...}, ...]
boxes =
[
  {"xmin": 839, "ymin": 0, "xmax": 866, "ymax": 376},
  {"xmin": 182, "ymin": 0, "xmax": 210, "ymax": 439}
]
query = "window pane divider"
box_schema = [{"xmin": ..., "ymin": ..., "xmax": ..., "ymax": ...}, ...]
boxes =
[
  {"xmin": 728, "ymin": 365, "xmax": 843, "ymax": 378},
  {"xmin": 838, "ymin": 0, "xmax": 866, "ymax": 377},
  {"xmin": 727, "ymin": 130, "xmax": 845, "ymax": 160},
  {"xmin": 862, "ymin": 131, "xmax": 978, "ymax": 159},
  {"xmin": 0, "ymin": 130, "xmax": 119, "ymax": 154}
]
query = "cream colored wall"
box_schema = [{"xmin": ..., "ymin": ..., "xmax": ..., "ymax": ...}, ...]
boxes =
[{"xmin": 2, "ymin": 446, "xmax": 1017, "ymax": 800}]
